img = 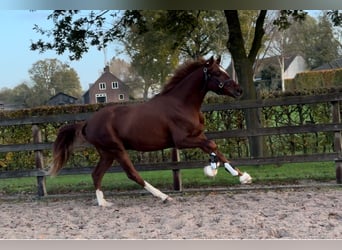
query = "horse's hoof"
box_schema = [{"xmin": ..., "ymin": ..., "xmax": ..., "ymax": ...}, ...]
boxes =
[
  {"xmin": 204, "ymin": 165, "xmax": 218, "ymax": 177},
  {"xmin": 239, "ymin": 172, "xmax": 252, "ymax": 184},
  {"xmin": 163, "ymin": 196, "xmax": 173, "ymax": 203},
  {"xmin": 99, "ymin": 200, "xmax": 113, "ymax": 207}
]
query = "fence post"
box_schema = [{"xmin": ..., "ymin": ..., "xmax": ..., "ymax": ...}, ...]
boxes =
[
  {"xmin": 332, "ymin": 101, "xmax": 342, "ymax": 184},
  {"xmin": 32, "ymin": 125, "xmax": 47, "ymax": 196},
  {"xmin": 172, "ymin": 148, "xmax": 182, "ymax": 191}
]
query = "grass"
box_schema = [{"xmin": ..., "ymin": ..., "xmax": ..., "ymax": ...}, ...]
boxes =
[{"xmin": 0, "ymin": 161, "xmax": 337, "ymax": 196}]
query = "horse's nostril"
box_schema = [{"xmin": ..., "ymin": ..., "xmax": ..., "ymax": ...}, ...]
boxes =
[{"xmin": 236, "ymin": 88, "xmax": 243, "ymax": 97}]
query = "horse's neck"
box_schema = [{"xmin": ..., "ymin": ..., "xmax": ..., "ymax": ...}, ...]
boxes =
[{"xmin": 169, "ymin": 69, "xmax": 207, "ymax": 109}]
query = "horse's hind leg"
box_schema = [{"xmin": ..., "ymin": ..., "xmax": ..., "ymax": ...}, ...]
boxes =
[
  {"xmin": 115, "ymin": 150, "xmax": 172, "ymax": 202},
  {"xmin": 92, "ymin": 150, "xmax": 115, "ymax": 206}
]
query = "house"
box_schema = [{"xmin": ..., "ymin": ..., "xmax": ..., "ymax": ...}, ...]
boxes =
[
  {"xmin": 46, "ymin": 92, "xmax": 78, "ymax": 106},
  {"xmin": 83, "ymin": 65, "xmax": 130, "ymax": 104},
  {"xmin": 253, "ymin": 55, "xmax": 308, "ymax": 90},
  {"xmin": 312, "ymin": 57, "xmax": 342, "ymax": 71},
  {"xmin": 227, "ymin": 55, "xmax": 309, "ymax": 81},
  {"xmin": 254, "ymin": 55, "xmax": 308, "ymax": 80},
  {"xmin": 0, "ymin": 100, "xmax": 25, "ymax": 110}
]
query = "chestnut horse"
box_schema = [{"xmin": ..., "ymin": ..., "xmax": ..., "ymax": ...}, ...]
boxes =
[{"xmin": 50, "ymin": 56, "xmax": 251, "ymax": 206}]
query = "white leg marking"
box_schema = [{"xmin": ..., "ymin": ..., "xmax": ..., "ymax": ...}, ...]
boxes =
[
  {"xmin": 144, "ymin": 181, "xmax": 171, "ymax": 201},
  {"xmin": 96, "ymin": 189, "xmax": 112, "ymax": 207},
  {"xmin": 224, "ymin": 162, "xmax": 239, "ymax": 176}
]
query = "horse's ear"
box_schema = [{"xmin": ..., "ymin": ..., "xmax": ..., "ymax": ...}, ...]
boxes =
[
  {"xmin": 216, "ymin": 56, "xmax": 221, "ymax": 65},
  {"xmin": 206, "ymin": 56, "xmax": 215, "ymax": 66}
]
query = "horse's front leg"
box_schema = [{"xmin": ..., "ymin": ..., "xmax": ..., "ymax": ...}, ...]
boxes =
[
  {"xmin": 175, "ymin": 135, "xmax": 252, "ymax": 184},
  {"xmin": 209, "ymin": 151, "xmax": 252, "ymax": 184}
]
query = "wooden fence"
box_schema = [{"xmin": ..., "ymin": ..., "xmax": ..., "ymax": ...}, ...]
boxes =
[{"xmin": 0, "ymin": 92, "xmax": 341, "ymax": 196}]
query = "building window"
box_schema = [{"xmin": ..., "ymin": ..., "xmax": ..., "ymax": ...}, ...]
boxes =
[
  {"xmin": 99, "ymin": 82, "xmax": 106, "ymax": 90},
  {"xmin": 112, "ymin": 81, "xmax": 119, "ymax": 89},
  {"xmin": 118, "ymin": 94, "xmax": 124, "ymax": 101},
  {"xmin": 95, "ymin": 93, "xmax": 107, "ymax": 103}
]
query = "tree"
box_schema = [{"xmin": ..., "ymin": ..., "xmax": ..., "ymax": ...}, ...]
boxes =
[
  {"xmin": 270, "ymin": 13, "xmax": 341, "ymax": 69},
  {"xmin": 123, "ymin": 10, "xmax": 180, "ymax": 98},
  {"xmin": 261, "ymin": 14, "xmax": 317, "ymax": 90},
  {"xmin": 174, "ymin": 10, "xmax": 228, "ymax": 59},
  {"xmin": 120, "ymin": 10, "xmax": 229, "ymax": 98},
  {"xmin": 0, "ymin": 87, "xmax": 13, "ymax": 104},
  {"xmin": 224, "ymin": 10, "xmax": 315, "ymax": 157},
  {"xmin": 10, "ymin": 83, "xmax": 31, "ymax": 107},
  {"xmin": 31, "ymin": 10, "xmax": 132, "ymax": 61},
  {"xmin": 109, "ymin": 58, "xmax": 132, "ymax": 82},
  {"xmin": 224, "ymin": 10, "xmax": 342, "ymax": 157},
  {"xmin": 30, "ymin": 10, "xmax": 342, "ymax": 157},
  {"xmin": 0, "ymin": 83, "xmax": 32, "ymax": 108},
  {"xmin": 31, "ymin": 10, "xmax": 229, "ymax": 98},
  {"xmin": 309, "ymin": 13, "xmax": 341, "ymax": 68},
  {"xmin": 27, "ymin": 59, "xmax": 82, "ymax": 107}
]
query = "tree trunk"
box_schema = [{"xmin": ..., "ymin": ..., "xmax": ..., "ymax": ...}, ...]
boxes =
[
  {"xmin": 235, "ymin": 58, "xmax": 264, "ymax": 158},
  {"xmin": 224, "ymin": 10, "xmax": 266, "ymax": 158}
]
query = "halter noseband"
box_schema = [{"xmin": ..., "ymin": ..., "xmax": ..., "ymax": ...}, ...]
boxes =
[{"xmin": 203, "ymin": 67, "xmax": 209, "ymax": 83}]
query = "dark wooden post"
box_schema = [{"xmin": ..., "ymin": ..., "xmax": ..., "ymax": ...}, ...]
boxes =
[
  {"xmin": 32, "ymin": 125, "xmax": 47, "ymax": 196},
  {"xmin": 172, "ymin": 148, "xmax": 182, "ymax": 191},
  {"xmin": 332, "ymin": 101, "xmax": 342, "ymax": 184},
  {"xmin": 336, "ymin": 160, "xmax": 342, "ymax": 184}
]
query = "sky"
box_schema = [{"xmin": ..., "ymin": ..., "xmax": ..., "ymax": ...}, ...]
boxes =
[{"xmin": 0, "ymin": 10, "xmax": 127, "ymax": 91}]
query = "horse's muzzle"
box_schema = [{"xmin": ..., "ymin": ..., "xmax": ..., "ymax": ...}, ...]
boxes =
[{"xmin": 234, "ymin": 88, "xmax": 243, "ymax": 98}]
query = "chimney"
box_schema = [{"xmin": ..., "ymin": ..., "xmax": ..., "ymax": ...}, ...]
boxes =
[{"xmin": 104, "ymin": 65, "xmax": 110, "ymax": 73}]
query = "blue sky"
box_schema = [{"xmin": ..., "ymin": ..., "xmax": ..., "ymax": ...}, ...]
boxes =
[{"xmin": 0, "ymin": 10, "xmax": 126, "ymax": 91}]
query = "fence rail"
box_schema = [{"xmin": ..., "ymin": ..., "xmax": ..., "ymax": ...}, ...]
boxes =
[
  {"xmin": 0, "ymin": 92, "xmax": 341, "ymax": 195},
  {"xmin": 0, "ymin": 153, "xmax": 338, "ymax": 179}
]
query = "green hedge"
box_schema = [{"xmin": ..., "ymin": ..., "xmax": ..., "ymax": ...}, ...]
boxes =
[
  {"xmin": 0, "ymin": 88, "xmax": 341, "ymax": 171},
  {"xmin": 286, "ymin": 69, "xmax": 342, "ymax": 91}
]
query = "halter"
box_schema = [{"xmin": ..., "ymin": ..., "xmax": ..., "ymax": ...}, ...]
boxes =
[{"xmin": 203, "ymin": 67, "xmax": 227, "ymax": 90}]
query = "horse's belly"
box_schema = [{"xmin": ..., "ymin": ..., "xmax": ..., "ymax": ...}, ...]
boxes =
[
  {"xmin": 122, "ymin": 126, "xmax": 174, "ymax": 151},
  {"xmin": 88, "ymin": 104, "xmax": 175, "ymax": 151}
]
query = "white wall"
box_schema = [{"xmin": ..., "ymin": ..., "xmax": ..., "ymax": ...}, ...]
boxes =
[{"xmin": 284, "ymin": 56, "xmax": 308, "ymax": 79}]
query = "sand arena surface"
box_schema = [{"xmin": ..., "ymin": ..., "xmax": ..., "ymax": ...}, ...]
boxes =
[{"xmin": 0, "ymin": 186, "xmax": 342, "ymax": 239}]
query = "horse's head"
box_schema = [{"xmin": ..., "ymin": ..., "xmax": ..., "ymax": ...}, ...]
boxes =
[{"xmin": 203, "ymin": 56, "xmax": 243, "ymax": 98}]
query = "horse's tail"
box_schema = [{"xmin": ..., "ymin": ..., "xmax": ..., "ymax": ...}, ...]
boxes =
[{"xmin": 49, "ymin": 122, "xmax": 86, "ymax": 176}]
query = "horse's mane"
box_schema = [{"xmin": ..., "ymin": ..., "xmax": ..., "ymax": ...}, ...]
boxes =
[{"xmin": 159, "ymin": 57, "xmax": 206, "ymax": 95}]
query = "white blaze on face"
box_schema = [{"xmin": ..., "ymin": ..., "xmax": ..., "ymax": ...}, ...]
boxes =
[
  {"xmin": 218, "ymin": 66, "xmax": 232, "ymax": 84},
  {"xmin": 219, "ymin": 66, "xmax": 230, "ymax": 77}
]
